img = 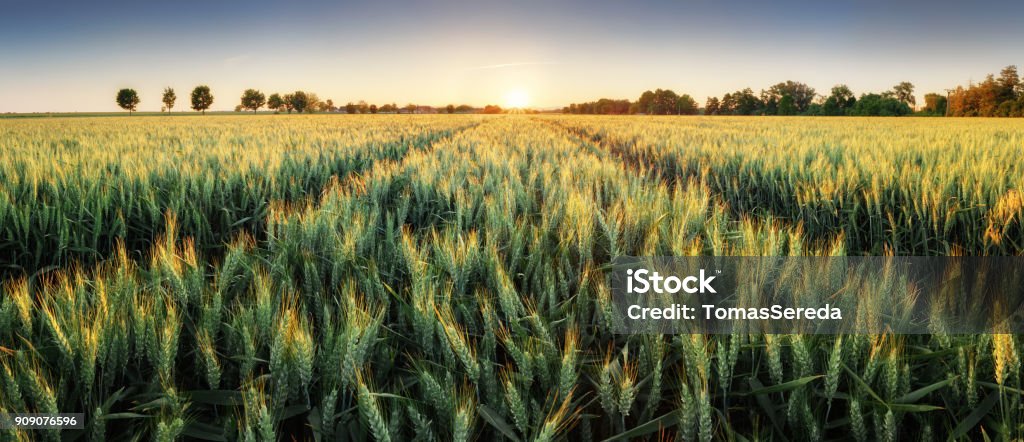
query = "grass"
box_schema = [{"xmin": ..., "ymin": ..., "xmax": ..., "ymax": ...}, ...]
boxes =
[{"xmin": 0, "ymin": 115, "xmax": 1022, "ymax": 440}]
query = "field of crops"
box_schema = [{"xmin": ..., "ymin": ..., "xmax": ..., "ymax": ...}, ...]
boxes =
[{"xmin": 1, "ymin": 115, "xmax": 1023, "ymax": 441}]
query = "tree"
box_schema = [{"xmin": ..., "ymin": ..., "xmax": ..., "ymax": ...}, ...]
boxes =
[
  {"xmin": 564, "ymin": 98, "xmax": 631, "ymax": 115},
  {"xmin": 369, "ymin": 104, "xmax": 378, "ymax": 114},
  {"xmin": 958, "ymin": 75, "xmax": 999, "ymax": 116},
  {"xmin": 116, "ymin": 88, "xmax": 140, "ymax": 115},
  {"xmin": 404, "ymin": 103, "xmax": 418, "ymax": 113},
  {"xmin": 345, "ymin": 102, "xmax": 357, "ymax": 114},
  {"xmin": 732, "ymin": 88, "xmax": 762, "ymax": 115},
  {"xmin": 804, "ymin": 103, "xmax": 824, "ymax": 116},
  {"xmin": 446, "ymin": 104, "xmax": 455, "ymax": 114},
  {"xmin": 823, "ymin": 85, "xmax": 856, "ymax": 116},
  {"xmin": 325, "ymin": 99, "xmax": 335, "ymax": 112},
  {"xmin": 767, "ymin": 81, "xmax": 816, "ymax": 113},
  {"xmin": 286, "ymin": 91, "xmax": 310, "ymax": 113},
  {"xmin": 998, "ymin": 65, "xmax": 1020, "ymax": 103},
  {"xmin": 305, "ymin": 93, "xmax": 321, "ymax": 113},
  {"xmin": 759, "ymin": 90, "xmax": 779, "ymax": 115},
  {"xmin": 975, "ymin": 75, "xmax": 1001, "ymax": 116},
  {"xmin": 267, "ymin": 93, "xmax": 284, "ymax": 113},
  {"xmin": 922, "ymin": 93, "xmax": 947, "ymax": 116},
  {"xmin": 240, "ymin": 89, "xmax": 266, "ymax": 113},
  {"xmin": 777, "ymin": 94, "xmax": 797, "ymax": 115},
  {"xmin": 162, "ymin": 87, "xmax": 176, "ymax": 113},
  {"xmin": 676, "ymin": 94, "xmax": 698, "ymax": 115},
  {"xmin": 719, "ymin": 93, "xmax": 736, "ymax": 114},
  {"xmin": 358, "ymin": 101, "xmax": 369, "ymax": 114},
  {"xmin": 191, "ymin": 85, "xmax": 214, "ymax": 115},
  {"xmin": 705, "ymin": 97, "xmax": 720, "ymax": 115},
  {"xmin": 849, "ymin": 93, "xmax": 912, "ymax": 116},
  {"xmin": 282, "ymin": 94, "xmax": 294, "ymax": 113},
  {"xmin": 635, "ymin": 90, "xmax": 656, "ymax": 114},
  {"xmin": 634, "ymin": 89, "xmax": 693, "ymax": 115},
  {"xmin": 891, "ymin": 82, "xmax": 916, "ymax": 108},
  {"xmin": 653, "ymin": 89, "xmax": 677, "ymax": 114},
  {"xmin": 482, "ymin": 105, "xmax": 502, "ymax": 114}
]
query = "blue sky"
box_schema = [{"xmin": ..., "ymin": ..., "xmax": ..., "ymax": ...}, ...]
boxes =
[{"xmin": 1, "ymin": 0, "xmax": 1022, "ymax": 112}]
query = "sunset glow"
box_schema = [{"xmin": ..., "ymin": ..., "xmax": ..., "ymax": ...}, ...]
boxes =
[{"xmin": 503, "ymin": 89, "xmax": 530, "ymax": 109}]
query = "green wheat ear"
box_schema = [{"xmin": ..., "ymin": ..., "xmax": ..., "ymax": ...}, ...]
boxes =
[
  {"xmin": 451, "ymin": 384, "xmax": 476, "ymax": 442},
  {"xmin": 356, "ymin": 371, "xmax": 392, "ymax": 442},
  {"xmin": 435, "ymin": 303, "xmax": 480, "ymax": 381}
]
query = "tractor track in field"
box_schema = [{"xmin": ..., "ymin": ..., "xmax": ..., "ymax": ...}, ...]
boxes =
[
  {"xmin": 537, "ymin": 117, "xmax": 848, "ymax": 251},
  {"xmin": 1, "ymin": 120, "xmax": 485, "ymax": 283}
]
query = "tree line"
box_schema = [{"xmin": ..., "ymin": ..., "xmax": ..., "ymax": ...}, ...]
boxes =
[
  {"xmin": 946, "ymin": 66, "xmax": 1024, "ymax": 116},
  {"xmin": 116, "ymin": 87, "xmax": 495, "ymax": 115},
  {"xmin": 564, "ymin": 89, "xmax": 699, "ymax": 115},
  {"xmin": 564, "ymin": 65, "xmax": 1024, "ymax": 117},
  {"xmin": 113, "ymin": 65, "xmax": 1024, "ymax": 117},
  {"xmin": 565, "ymin": 82, "xmax": 916, "ymax": 116}
]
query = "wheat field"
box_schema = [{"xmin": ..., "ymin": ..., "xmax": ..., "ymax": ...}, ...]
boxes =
[{"xmin": 1, "ymin": 115, "xmax": 1022, "ymax": 441}]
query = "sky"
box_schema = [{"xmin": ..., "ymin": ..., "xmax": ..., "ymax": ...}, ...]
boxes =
[{"xmin": 1, "ymin": 0, "xmax": 1023, "ymax": 112}]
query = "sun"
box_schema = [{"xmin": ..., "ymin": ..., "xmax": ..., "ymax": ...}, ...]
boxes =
[{"xmin": 503, "ymin": 89, "xmax": 530, "ymax": 109}]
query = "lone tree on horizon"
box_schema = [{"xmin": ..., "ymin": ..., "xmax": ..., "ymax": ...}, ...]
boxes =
[
  {"xmin": 162, "ymin": 87, "xmax": 176, "ymax": 112},
  {"xmin": 191, "ymin": 85, "xmax": 214, "ymax": 115},
  {"xmin": 116, "ymin": 88, "xmax": 140, "ymax": 115},
  {"xmin": 240, "ymin": 89, "xmax": 266, "ymax": 113}
]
